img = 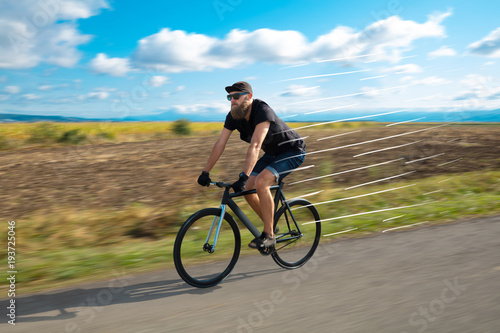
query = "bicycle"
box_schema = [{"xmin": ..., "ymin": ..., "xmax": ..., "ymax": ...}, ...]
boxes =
[{"xmin": 173, "ymin": 181, "xmax": 321, "ymax": 288}]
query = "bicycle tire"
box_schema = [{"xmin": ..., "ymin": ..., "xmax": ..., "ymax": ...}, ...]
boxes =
[
  {"xmin": 173, "ymin": 208, "xmax": 241, "ymax": 288},
  {"xmin": 271, "ymin": 199, "xmax": 321, "ymax": 269}
]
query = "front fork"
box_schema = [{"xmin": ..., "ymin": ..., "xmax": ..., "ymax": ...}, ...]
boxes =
[{"xmin": 203, "ymin": 204, "xmax": 227, "ymax": 253}]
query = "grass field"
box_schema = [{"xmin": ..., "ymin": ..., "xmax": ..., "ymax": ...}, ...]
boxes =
[
  {"xmin": 1, "ymin": 169, "xmax": 499, "ymax": 294},
  {"xmin": 0, "ymin": 120, "xmax": 377, "ymax": 150},
  {"xmin": 0, "ymin": 121, "xmax": 498, "ymax": 293}
]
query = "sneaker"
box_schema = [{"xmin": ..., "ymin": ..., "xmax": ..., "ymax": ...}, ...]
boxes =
[{"xmin": 249, "ymin": 232, "xmax": 276, "ymax": 249}]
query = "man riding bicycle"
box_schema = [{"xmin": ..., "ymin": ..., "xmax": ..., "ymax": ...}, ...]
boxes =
[{"xmin": 198, "ymin": 81, "xmax": 306, "ymax": 249}]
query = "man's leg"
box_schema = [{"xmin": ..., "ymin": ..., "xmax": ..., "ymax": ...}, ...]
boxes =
[
  {"xmin": 244, "ymin": 175, "xmax": 263, "ymax": 220},
  {"xmin": 255, "ymin": 169, "xmax": 277, "ymax": 238}
]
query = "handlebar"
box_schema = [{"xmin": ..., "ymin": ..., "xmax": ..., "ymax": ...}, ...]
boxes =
[
  {"xmin": 208, "ymin": 181, "xmax": 282, "ymax": 196},
  {"xmin": 210, "ymin": 181, "xmax": 232, "ymax": 189}
]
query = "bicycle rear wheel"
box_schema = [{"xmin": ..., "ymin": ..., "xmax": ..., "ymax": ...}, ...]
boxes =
[
  {"xmin": 271, "ymin": 199, "xmax": 321, "ymax": 269},
  {"xmin": 173, "ymin": 208, "xmax": 241, "ymax": 288}
]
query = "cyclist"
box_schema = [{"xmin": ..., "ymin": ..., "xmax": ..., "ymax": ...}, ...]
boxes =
[{"xmin": 197, "ymin": 81, "xmax": 306, "ymax": 249}]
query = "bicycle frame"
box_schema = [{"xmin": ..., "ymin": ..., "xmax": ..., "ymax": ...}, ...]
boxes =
[
  {"xmin": 174, "ymin": 180, "xmax": 321, "ymax": 287},
  {"xmin": 206, "ymin": 182, "xmax": 299, "ymax": 252}
]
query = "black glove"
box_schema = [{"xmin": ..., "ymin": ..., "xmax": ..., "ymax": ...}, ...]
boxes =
[
  {"xmin": 197, "ymin": 171, "xmax": 211, "ymax": 187},
  {"xmin": 232, "ymin": 172, "xmax": 249, "ymax": 193}
]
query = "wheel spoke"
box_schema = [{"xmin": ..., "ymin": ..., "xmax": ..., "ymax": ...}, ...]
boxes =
[
  {"xmin": 271, "ymin": 199, "xmax": 321, "ymax": 268},
  {"xmin": 173, "ymin": 209, "xmax": 240, "ymax": 288}
]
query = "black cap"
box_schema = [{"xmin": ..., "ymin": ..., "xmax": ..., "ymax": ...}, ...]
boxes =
[{"xmin": 225, "ymin": 81, "xmax": 253, "ymax": 94}]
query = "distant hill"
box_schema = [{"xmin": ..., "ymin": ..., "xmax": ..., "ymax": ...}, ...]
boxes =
[
  {"xmin": 1, "ymin": 109, "xmax": 499, "ymax": 123},
  {"xmin": 120, "ymin": 109, "xmax": 500, "ymax": 123},
  {"xmin": 0, "ymin": 113, "xmax": 95, "ymax": 123}
]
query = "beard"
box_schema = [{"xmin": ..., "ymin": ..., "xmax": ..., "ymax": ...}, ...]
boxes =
[{"xmin": 230, "ymin": 96, "xmax": 252, "ymax": 120}]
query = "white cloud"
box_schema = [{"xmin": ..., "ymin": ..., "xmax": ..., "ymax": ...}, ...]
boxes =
[
  {"xmin": 398, "ymin": 75, "xmax": 415, "ymax": 83},
  {"xmin": 161, "ymin": 85, "xmax": 186, "ymax": 98},
  {"xmin": 454, "ymin": 74, "xmax": 500, "ymax": 100},
  {"xmin": 168, "ymin": 102, "xmax": 228, "ymax": 115},
  {"xmin": 459, "ymin": 74, "xmax": 492, "ymax": 90},
  {"xmin": 383, "ymin": 64, "xmax": 423, "ymax": 74},
  {"xmin": 0, "ymin": 0, "xmax": 109, "ymax": 20},
  {"xmin": 412, "ymin": 76, "xmax": 452, "ymax": 86},
  {"xmin": 312, "ymin": 11, "xmax": 451, "ymax": 63},
  {"xmin": 453, "ymin": 91, "xmax": 479, "ymax": 101},
  {"xmin": 94, "ymin": 87, "xmax": 117, "ymax": 92},
  {"xmin": 87, "ymin": 91, "xmax": 110, "ymax": 100},
  {"xmin": 38, "ymin": 83, "xmax": 69, "ymax": 91},
  {"xmin": 58, "ymin": 0, "xmax": 110, "ymax": 20},
  {"xmin": 280, "ymin": 85, "xmax": 321, "ymax": 98},
  {"xmin": 147, "ymin": 75, "xmax": 170, "ymax": 87},
  {"xmin": 90, "ymin": 53, "xmax": 132, "ymax": 77},
  {"xmin": 360, "ymin": 86, "xmax": 382, "ymax": 98},
  {"xmin": 38, "ymin": 85, "xmax": 53, "ymax": 91},
  {"xmin": 4, "ymin": 85, "xmax": 20, "ymax": 94},
  {"xmin": 428, "ymin": 46, "xmax": 457, "ymax": 58},
  {"xmin": 468, "ymin": 27, "xmax": 500, "ymax": 58},
  {"xmin": 131, "ymin": 11, "xmax": 451, "ymax": 73},
  {"xmin": 22, "ymin": 93, "xmax": 41, "ymax": 100},
  {"xmin": 0, "ymin": 0, "xmax": 109, "ymax": 69},
  {"xmin": 131, "ymin": 29, "xmax": 225, "ymax": 72}
]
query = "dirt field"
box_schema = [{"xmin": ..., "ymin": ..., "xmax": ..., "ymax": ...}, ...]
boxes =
[{"xmin": 1, "ymin": 124, "xmax": 499, "ymax": 221}]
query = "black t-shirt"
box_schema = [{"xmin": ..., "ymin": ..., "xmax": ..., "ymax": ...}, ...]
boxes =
[{"xmin": 224, "ymin": 99, "xmax": 305, "ymax": 155}]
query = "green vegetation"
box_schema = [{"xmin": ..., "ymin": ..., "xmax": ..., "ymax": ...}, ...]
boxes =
[
  {"xmin": 1, "ymin": 169, "xmax": 498, "ymax": 294},
  {"xmin": 25, "ymin": 122, "xmax": 61, "ymax": 143},
  {"xmin": 22, "ymin": 122, "xmax": 89, "ymax": 145},
  {"xmin": 0, "ymin": 121, "xmax": 378, "ymax": 150},
  {"xmin": 57, "ymin": 129, "xmax": 88, "ymax": 144},
  {"xmin": 0, "ymin": 135, "xmax": 9, "ymax": 150},
  {"xmin": 96, "ymin": 131, "xmax": 116, "ymax": 140},
  {"xmin": 172, "ymin": 119, "xmax": 192, "ymax": 136}
]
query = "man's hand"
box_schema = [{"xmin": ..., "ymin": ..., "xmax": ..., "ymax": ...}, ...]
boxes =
[
  {"xmin": 232, "ymin": 172, "xmax": 249, "ymax": 193},
  {"xmin": 197, "ymin": 171, "xmax": 211, "ymax": 187}
]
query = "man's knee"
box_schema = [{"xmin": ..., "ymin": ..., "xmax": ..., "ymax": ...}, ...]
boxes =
[{"xmin": 255, "ymin": 170, "xmax": 276, "ymax": 190}]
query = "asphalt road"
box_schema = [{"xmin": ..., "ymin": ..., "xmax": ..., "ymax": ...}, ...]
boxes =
[{"xmin": 4, "ymin": 215, "xmax": 500, "ymax": 333}]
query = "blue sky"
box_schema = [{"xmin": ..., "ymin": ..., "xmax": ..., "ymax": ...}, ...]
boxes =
[{"xmin": 1, "ymin": 0, "xmax": 499, "ymax": 120}]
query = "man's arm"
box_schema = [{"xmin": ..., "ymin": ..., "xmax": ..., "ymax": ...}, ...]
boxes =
[
  {"xmin": 203, "ymin": 127, "xmax": 233, "ymax": 173},
  {"xmin": 242, "ymin": 121, "xmax": 270, "ymax": 176}
]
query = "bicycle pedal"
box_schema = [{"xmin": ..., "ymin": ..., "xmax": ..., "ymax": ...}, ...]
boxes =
[{"xmin": 258, "ymin": 246, "xmax": 276, "ymax": 256}]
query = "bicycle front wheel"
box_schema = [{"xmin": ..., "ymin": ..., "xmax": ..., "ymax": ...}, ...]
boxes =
[
  {"xmin": 272, "ymin": 199, "xmax": 321, "ymax": 269},
  {"xmin": 173, "ymin": 208, "xmax": 241, "ymax": 288}
]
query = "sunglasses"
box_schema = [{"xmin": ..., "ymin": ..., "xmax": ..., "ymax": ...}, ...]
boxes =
[{"xmin": 227, "ymin": 92, "xmax": 249, "ymax": 101}]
